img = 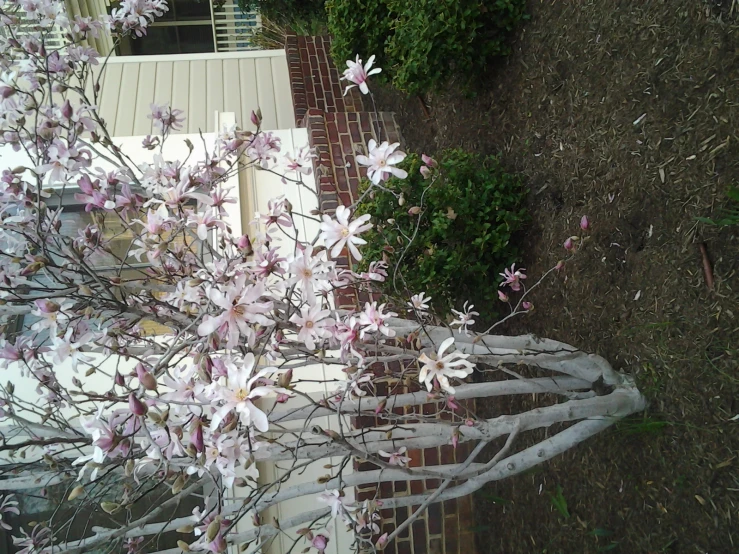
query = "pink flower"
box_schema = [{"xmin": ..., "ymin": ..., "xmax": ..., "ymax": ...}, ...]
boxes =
[
  {"xmin": 320, "ymin": 205, "xmax": 372, "ymax": 261},
  {"xmin": 418, "ymin": 337, "xmax": 475, "ymax": 394},
  {"xmin": 289, "ymin": 304, "xmax": 334, "ymax": 350},
  {"xmin": 580, "ymin": 215, "xmax": 590, "ymax": 231},
  {"xmin": 148, "ymin": 103, "xmax": 185, "ymax": 134},
  {"xmin": 499, "ymin": 264, "xmax": 527, "ymax": 292},
  {"xmin": 311, "ymin": 533, "xmax": 329, "ymax": 553},
  {"xmin": 378, "ymin": 446, "xmax": 411, "ymax": 466},
  {"xmin": 196, "ymin": 276, "xmax": 274, "ymax": 348},
  {"xmin": 498, "ymin": 290, "xmax": 509, "ymax": 302},
  {"xmin": 564, "ymin": 237, "xmax": 574, "ymax": 251},
  {"xmin": 359, "ymin": 301, "xmax": 397, "ymax": 338},
  {"xmin": 356, "ymin": 139, "xmax": 408, "ymax": 185},
  {"xmin": 341, "ymin": 55, "xmax": 382, "ymax": 96}
]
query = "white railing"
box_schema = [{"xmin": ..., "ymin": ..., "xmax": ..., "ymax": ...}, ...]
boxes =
[
  {"xmin": 0, "ymin": 9, "xmax": 67, "ymax": 50},
  {"xmin": 210, "ymin": 1, "xmax": 262, "ymax": 52}
]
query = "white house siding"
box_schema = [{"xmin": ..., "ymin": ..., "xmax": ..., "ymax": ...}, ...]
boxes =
[{"xmin": 89, "ymin": 51, "xmax": 295, "ymax": 137}]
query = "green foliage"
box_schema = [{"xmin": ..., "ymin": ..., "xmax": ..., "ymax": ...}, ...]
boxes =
[
  {"xmin": 327, "ymin": 0, "xmax": 527, "ymax": 94},
  {"xmin": 549, "ymin": 485, "xmax": 570, "ymax": 519},
  {"xmin": 697, "ymin": 184, "xmax": 739, "ymax": 227},
  {"xmin": 326, "ymin": 0, "xmax": 391, "ymax": 81},
  {"xmin": 356, "ymin": 150, "xmax": 527, "ymax": 315},
  {"xmin": 239, "ymin": 0, "xmax": 327, "ymax": 34}
]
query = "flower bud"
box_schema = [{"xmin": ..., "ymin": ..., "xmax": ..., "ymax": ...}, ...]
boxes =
[
  {"xmin": 135, "ymin": 363, "xmax": 158, "ymax": 392},
  {"xmin": 114, "ymin": 371, "xmax": 125, "ymax": 387},
  {"xmin": 522, "ymin": 301, "xmax": 533, "ymax": 311},
  {"xmin": 129, "ymin": 393, "xmax": 147, "ymax": 416},
  {"xmin": 421, "ymin": 154, "xmax": 438, "ymax": 168},
  {"xmin": 190, "ymin": 419, "xmax": 204, "ymax": 453},
  {"xmin": 497, "ymin": 290, "xmax": 509, "ymax": 302},
  {"xmin": 564, "ymin": 237, "xmax": 574, "ymax": 251},
  {"xmin": 407, "ymin": 206, "xmax": 421, "ymax": 216},
  {"xmin": 580, "ymin": 215, "xmax": 590, "ymax": 231},
  {"xmin": 420, "ymin": 165, "xmax": 431, "ymax": 179}
]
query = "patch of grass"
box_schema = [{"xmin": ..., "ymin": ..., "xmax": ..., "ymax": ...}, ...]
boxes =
[
  {"xmin": 549, "ymin": 485, "xmax": 570, "ymax": 519},
  {"xmin": 614, "ymin": 415, "xmax": 669, "ymax": 436},
  {"xmin": 697, "ymin": 184, "xmax": 739, "ymax": 227}
]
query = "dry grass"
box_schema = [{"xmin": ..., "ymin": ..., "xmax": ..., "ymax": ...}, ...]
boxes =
[{"xmin": 372, "ymin": 0, "xmax": 738, "ymax": 551}]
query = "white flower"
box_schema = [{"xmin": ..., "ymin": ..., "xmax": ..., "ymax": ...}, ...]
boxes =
[
  {"xmin": 318, "ymin": 489, "xmax": 350, "ymax": 522},
  {"xmin": 356, "ymin": 139, "xmax": 408, "ymax": 185},
  {"xmin": 208, "ymin": 354, "xmax": 291, "ymax": 432},
  {"xmin": 450, "ymin": 301, "xmax": 479, "ymax": 335},
  {"xmin": 417, "ymin": 337, "xmax": 474, "ymax": 394},
  {"xmin": 341, "ymin": 55, "xmax": 382, "ymax": 96},
  {"xmin": 320, "ymin": 205, "xmax": 372, "ymax": 261},
  {"xmin": 408, "ymin": 292, "xmax": 431, "ymax": 313}
]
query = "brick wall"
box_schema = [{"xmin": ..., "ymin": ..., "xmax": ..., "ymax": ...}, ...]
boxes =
[{"xmin": 285, "ymin": 34, "xmax": 477, "ymax": 554}]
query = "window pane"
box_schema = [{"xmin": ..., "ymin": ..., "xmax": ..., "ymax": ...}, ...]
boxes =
[
  {"xmin": 178, "ymin": 25, "xmax": 215, "ymax": 53},
  {"xmin": 174, "ymin": 0, "xmax": 213, "ymax": 20},
  {"xmin": 130, "ymin": 26, "xmax": 180, "ymax": 56}
]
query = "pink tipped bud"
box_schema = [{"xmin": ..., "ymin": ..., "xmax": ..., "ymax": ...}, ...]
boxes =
[
  {"xmin": 375, "ymin": 398, "xmax": 387, "ymax": 415},
  {"xmin": 190, "ymin": 420, "xmax": 204, "ymax": 452},
  {"xmin": 114, "ymin": 371, "xmax": 125, "ymax": 387},
  {"xmin": 128, "ymin": 393, "xmax": 147, "ymax": 416},
  {"xmin": 451, "ymin": 428, "xmax": 459, "ymax": 449},
  {"xmin": 522, "ymin": 301, "xmax": 532, "ymax": 310},
  {"xmin": 421, "ymin": 154, "xmax": 438, "ymax": 168},
  {"xmin": 555, "ymin": 260, "xmax": 565, "ymax": 271},
  {"xmin": 580, "ymin": 215, "xmax": 590, "ymax": 231},
  {"xmin": 497, "ymin": 290, "xmax": 509, "ymax": 302},
  {"xmin": 276, "ymin": 393, "xmax": 290, "ymax": 403},
  {"xmin": 465, "ymin": 419, "xmax": 474, "ymax": 427},
  {"xmin": 62, "ymin": 99, "xmax": 73, "ymax": 120},
  {"xmin": 564, "ymin": 237, "xmax": 574, "ymax": 251},
  {"xmin": 446, "ymin": 396, "xmax": 460, "ymax": 411},
  {"xmin": 407, "ymin": 206, "xmax": 422, "ymax": 216},
  {"xmin": 250, "ymin": 110, "xmax": 261, "ymax": 127},
  {"xmin": 376, "ymin": 533, "xmax": 389, "ymax": 548},
  {"xmin": 419, "ymin": 165, "xmax": 431, "ymax": 179},
  {"xmin": 135, "ymin": 363, "xmax": 158, "ymax": 392},
  {"xmin": 236, "ymin": 234, "xmax": 253, "ymax": 255}
]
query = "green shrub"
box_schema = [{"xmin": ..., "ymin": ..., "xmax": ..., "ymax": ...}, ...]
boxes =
[
  {"xmin": 356, "ymin": 151, "xmax": 528, "ymax": 315},
  {"xmin": 327, "ymin": 0, "xmax": 527, "ymax": 94}
]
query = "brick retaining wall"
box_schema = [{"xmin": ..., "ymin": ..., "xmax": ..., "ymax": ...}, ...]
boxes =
[{"xmin": 285, "ymin": 33, "xmax": 478, "ymax": 554}]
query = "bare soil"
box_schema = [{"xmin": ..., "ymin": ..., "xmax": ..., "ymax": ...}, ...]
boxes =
[{"xmin": 373, "ymin": 1, "xmax": 738, "ymax": 552}]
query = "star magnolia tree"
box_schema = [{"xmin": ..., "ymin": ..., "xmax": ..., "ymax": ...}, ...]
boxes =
[{"xmin": 0, "ymin": 2, "xmax": 646, "ymax": 554}]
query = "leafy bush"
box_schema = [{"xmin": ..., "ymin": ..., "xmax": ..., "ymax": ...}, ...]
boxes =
[
  {"xmin": 356, "ymin": 150, "xmax": 528, "ymax": 314},
  {"xmin": 327, "ymin": 0, "xmax": 527, "ymax": 94}
]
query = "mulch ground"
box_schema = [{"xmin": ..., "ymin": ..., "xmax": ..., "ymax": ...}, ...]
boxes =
[{"xmin": 373, "ymin": 1, "xmax": 738, "ymax": 552}]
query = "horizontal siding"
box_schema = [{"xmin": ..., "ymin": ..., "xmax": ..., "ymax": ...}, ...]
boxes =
[{"xmin": 94, "ymin": 51, "xmax": 295, "ymax": 137}]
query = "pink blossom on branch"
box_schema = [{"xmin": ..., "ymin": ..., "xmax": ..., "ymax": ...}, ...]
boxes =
[{"xmin": 499, "ymin": 263, "xmax": 527, "ymax": 292}]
